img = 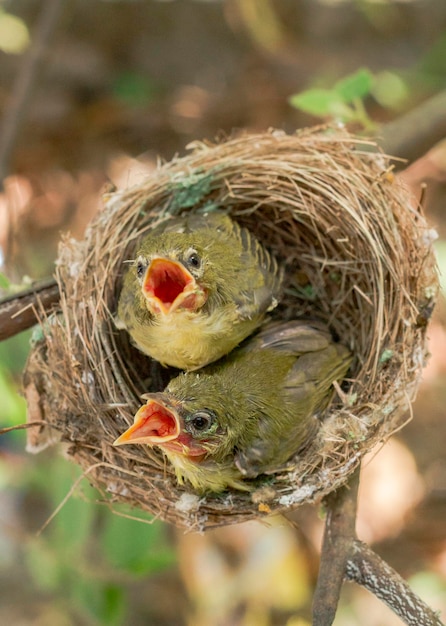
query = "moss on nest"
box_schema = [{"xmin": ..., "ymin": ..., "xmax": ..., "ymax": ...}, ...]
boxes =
[{"xmin": 23, "ymin": 126, "xmax": 439, "ymax": 531}]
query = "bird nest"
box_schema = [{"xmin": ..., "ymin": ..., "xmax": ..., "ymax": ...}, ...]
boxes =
[{"xmin": 23, "ymin": 127, "xmax": 438, "ymax": 531}]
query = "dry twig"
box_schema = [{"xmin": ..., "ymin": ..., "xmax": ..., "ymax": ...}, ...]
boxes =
[{"xmin": 0, "ymin": 278, "xmax": 59, "ymax": 340}]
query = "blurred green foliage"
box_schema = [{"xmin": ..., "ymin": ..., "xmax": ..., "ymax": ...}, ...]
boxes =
[
  {"xmin": 0, "ymin": 331, "xmax": 32, "ymax": 376},
  {"xmin": 0, "ymin": 272, "xmax": 10, "ymax": 289},
  {"xmin": 412, "ymin": 32, "xmax": 446, "ymax": 92},
  {"xmin": 0, "ymin": 327, "xmax": 176, "ymax": 625},
  {"xmin": 289, "ymin": 31, "xmax": 446, "ymax": 127},
  {"xmin": 0, "ymin": 332, "xmax": 32, "ymax": 447},
  {"xmin": 0, "ymin": 363, "xmax": 27, "ymax": 434},
  {"xmin": 20, "ymin": 454, "xmax": 176, "ymax": 625},
  {"xmin": 112, "ymin": 71, "xmax": 158, "ymax": 108},
  {"xmin": 289, "ymin": 68, "xmax": 377, "ymax": 129}
]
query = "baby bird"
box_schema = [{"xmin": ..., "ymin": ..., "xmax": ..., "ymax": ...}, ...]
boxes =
[
  {"xmin": 117, "ymin": 211, "xmax": 284, "ymax": 370},
  {"xmin": 114, "ymin": 320, "xmax": 352, "ymax": 493}
]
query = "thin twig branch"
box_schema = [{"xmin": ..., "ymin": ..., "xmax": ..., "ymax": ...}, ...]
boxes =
[
  {"xmin": 0, "ymin": 421, "xmax": 56, "ymax": 436},
  {"xmin": 346, "ymin": 540, "xmax": 445, "ymax": 626},
  {"xmin": 0, "ymin": 278, "xmax": 59, "ymax": 341},
  {"xmin": 0, "ymin": 0, "xmax": 66, "ymax": 186}
]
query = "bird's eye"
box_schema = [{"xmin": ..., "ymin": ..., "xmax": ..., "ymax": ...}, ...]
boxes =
[
  {"xmin": 186, "ymin": 251, "xmax": 201, "ymax": 270},
  {"xmin": 136, "ymin": 257, "xmax": 147, "ymax": 281},
  {"xmin": 188, "ymin": 410, "xmax": 216, "ymax": 435}
]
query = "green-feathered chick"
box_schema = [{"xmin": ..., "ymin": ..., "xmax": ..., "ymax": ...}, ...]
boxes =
[
  {"xmin": 116, "ymin": 211, "xmax": 284, "ymax": 370},
  {"xmin": 113, "ymin": 321, "xmax": 352, "ymax": 493}
]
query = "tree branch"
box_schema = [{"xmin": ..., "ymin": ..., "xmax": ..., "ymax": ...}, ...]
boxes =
[
  {"xmin": 312, "ymin": 464, "xmax": 445, "ymax": 626},
  {"xmin": 312, "ymin": 467, "xmax": 360, "ymax": 625},
  {"xmin": 0, "ymin": 278, "xmax": 59, "ymax": 341},
  {"xmin": 379, "ymin": 90, "xmax": 446, "ymax": 165},
  {"xmin": 346, "ymin": 540, "xmax": 444, "ymax": 626}
]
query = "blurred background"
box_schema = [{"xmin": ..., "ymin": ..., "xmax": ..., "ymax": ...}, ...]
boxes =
[{"xmin": 1, "ymin": 1, "xmax": 446, "ymax": 624}]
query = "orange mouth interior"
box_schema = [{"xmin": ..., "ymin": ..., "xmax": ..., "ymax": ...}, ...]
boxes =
[
  {"xmin": 114, "ymin": 402, "xmax": 179, "ymax": 446},
  {"xmin": 136, "ymin": 403, "xmax": 178, "ymax": 439},
  {"xmin": 143, "ymin": 258, "xmax": 193, "ymax": 308}
]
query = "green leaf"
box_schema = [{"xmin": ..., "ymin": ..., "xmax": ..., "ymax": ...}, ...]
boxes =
[
  {"xmin": 334, "ymin": 68, "xmax": 374, "ymax": 103},
  {"xmin": 289, "ymin": 89, "xmax": 345, "ymax": 116},
  {"xmin": 372, "ymin": 70, "xmax": 408, "ymax": 109}
]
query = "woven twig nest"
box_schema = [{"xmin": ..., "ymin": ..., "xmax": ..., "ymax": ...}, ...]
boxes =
[{"xmin": 24, "ymin": 127, "xmax": 438, "ymax": 531}]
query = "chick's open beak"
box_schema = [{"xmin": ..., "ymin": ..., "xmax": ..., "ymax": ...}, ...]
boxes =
[
  {"xmin": 113, "ymin": 398, "xmax": 209, "ymax": 460},
  {"xmin": 142, "ymin": 257, "xmax": 206, "ymax": 314},
  {"xmin": 113, "ymin": 400, "xmax": 180, "ymax": 446}
]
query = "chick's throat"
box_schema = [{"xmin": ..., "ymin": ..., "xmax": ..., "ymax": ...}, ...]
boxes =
[{"xmin": 142, "ymin": 257, "xmax": 207, "ymax": 315}]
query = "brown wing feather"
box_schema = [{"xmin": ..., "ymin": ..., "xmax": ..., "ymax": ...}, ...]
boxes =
[
  {"xmin": 234, "ymin": 321, "xmax": 351, "ymax": 477},
  {"xmin": 240, "ymin": 319, "xmax": 333, "ymax": 355}
]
